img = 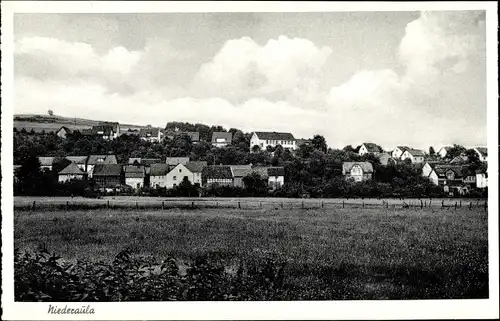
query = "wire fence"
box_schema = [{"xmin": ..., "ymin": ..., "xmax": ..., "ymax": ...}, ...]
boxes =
[{"xmin": 14, "ymin": 198, "xmax": 489, "ymax": 212}]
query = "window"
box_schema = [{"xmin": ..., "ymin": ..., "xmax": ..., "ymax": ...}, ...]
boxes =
[
  {"xmin": 173, "ymin": 176, "xmax": 177, "ymax": 181},
  {"xmin": 179, "ymin": 169, "xmax": 182, "ymax": 172}
]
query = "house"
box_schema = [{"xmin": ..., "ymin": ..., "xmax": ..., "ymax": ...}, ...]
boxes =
[
  {"xmin": 86, "ymin": 155, "xmax": 118, "ymax": 178},
  {"xmin": 230, "ymin": 165, "xmax": 254, "ymax": 188},
  {"xmin": 400, "ymin": 149, "xmax": 425, "ymax": 163},
  {"xmin": 124, "ymin": 165, "xmax": 145, "ymax": 189},
  {"xmin": 185, "ymin": 132, "xmax": 200, "ymax": 143},
  {"xmin": 165, "ymin": 163, "xmax": 192, "ymax": 189},
  {"xmin": 139, "ymin": 126, "xmax": 162, "ymax": 142},
  {"xmin": 149, "ymin": 164, "xmax": 170, "ymax": 188},
  {"xmin": 296, "ymin": 139, "xmax": 312, "ymax": 148},
  {"xmin": 184, "ymin": 161, "xmax": 207, "ymax": 186},
  {"xmin": 391, "ymin": 146, "xmax": 410, "ymax": 159},
  {"xmin": 92, "ymin": 164, "xmax": 122, "ymax": 188},
  {"xmin": 267, "ymin": 167, "xmax": 285, "ymax": 189},
  {"xmin": 202, "ymin": 165, "xmax": 233, "ymax": 187},
  {"xmin": 377, "ymin": 152, "xmax": 396, "ymax": 166},
  {"xmin": 120, "ymin": 128, "xmax": 140, "ymax": 137},
  {"xmin": 476, "ymin": 169, "xmax": 488, "ymax": 188},
  {"xmin": 91, "ymin": 122, "xmax": 119, "ymax": 140},
  {"xmin": 56, "ymin": 126, "xmax": 72, "ymax": 139},
  {"xmin": 437, "ymin": 146, "xmax": 452, "ymax": 158},
  {"xmin": 211, "ymin": 132, "xmax": 233, "ymax": 147},
  {"xmin": 462, "ymin": 168, "xmax": 477, "ymax": 187},
  {"xmin": 342, "ymin": 162, "xmax": 374, "ymax": 182},
  {"xmin": 449, "ymin": 155, "xmax": 469, "ymax": 164},
  {"xmin": 128, "ymin": 157, "xmax": 161, "ymax": 166},
  {"xmin": 166, "ymin": 157, "xmax": 190, "ymax": 166},
  {"xmin": 38, "ymin": 157, "xmax": 56, "ymax": 171},
  {"xmin": 432, "ymin": 165, "xmax": 466, "ymax": 187},
  {"xmin": 421, "ymin": 162, "xmax": 445, "ymax": 185},
  {"xmin": 65, "ymin": 156, "xmax": 88, "ymax": 171},
  {"xmin": 250, "ymin": 132, "xmax": 296, "ymax": 151},
  {"xmin": 474, "ymin": 147, "xmax": 488, "ymax": 162},
  {"xmin": 58, "ymin": 162, "xmax": 86, "ymax": 183},
  {"xmin": 358, "ymin": 143, "xmax": 383, "ymax": 156}
]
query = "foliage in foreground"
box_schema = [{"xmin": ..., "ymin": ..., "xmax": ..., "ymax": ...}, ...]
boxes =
[{"xmin": 15, "ymin": 245, "xmax": 488, "ymax": 301}]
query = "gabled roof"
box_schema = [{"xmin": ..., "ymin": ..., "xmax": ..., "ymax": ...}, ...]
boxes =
[
  {"xmin": 267, "ymin": 167, "xmax": 285, "ymax": 177},
  {"xmin": 254, "ymin": 131, "xmax": 296, "ymax": 141},
  {"xmin": 58, "ymin": 162, "xmax": 85, "ymax": 175},
  {"xmin": 405, "ymin": 149, "xmax": 425, "ymax": 157},
  {"xmin": 211, "ymin": 132, "xmax": 233, "ymax": 143},
  {"xmin": 128, "ymin": 158, "xmax": 161, "ymax": 166},
  {"xmin": 65, "ymin": 156, "xmax": 88, "ymax": 164},
  {"xmin": 475, "ymin": 147, "xmax": 488, "ymax": 157},
  {"xmin": 185, "ymin": 161, "xmax": 208, "ymax": 173},
  {"xmin": 128, "ymin": 158, "xmax": 142, "ymax": 164},
  {"xmin": 362, "ymin": 143, "xmax": 383, "ymax": 153},
  {"xmin": 93, "ymin": 164, "xmax": 122, "ymax": 176},
  {"xmin": 166, "ymin": 157, "xmax": 190, "ymax": 166},
  {"xmin": 434, "ymin": 165, "xmax": 465, "ymax": 178},
  {"xmin": 395, "ymin": 146, "xmax": 411, "ymax": 152},
  {"xmin": 38, "ymin": 157, "xmax": 55, "ymax": 166},
  {"xmin": 57, "ymin": 126, "xmax": 73, "ymax": 133},
  {"xmin": 229, "ymin": 165, "xmax": 253, "ymax": 178},
  {"xmin": 149, "ymin": 163, "xmax": 170, "ymax": 176},
  {"xmin": 88, "ymin": 155, "xmax": 118, "ymax": 165},
  {"xmin": 342, "ymin": 162, "xmax": 374, "ymax": 174},
  {"xmin": 124, "ymin": 165, "xmax": 145, "ymax": 178},
  {"xmin": 202, "ymin": 165, "xmax": 233, "ymax": 180},
  {"xmin": 449, "ymin": 155, "xmax": 469, "ymax": 164}
]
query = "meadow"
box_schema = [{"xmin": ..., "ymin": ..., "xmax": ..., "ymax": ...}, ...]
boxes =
[{"xmin": 14, "ymin": 205, "xmax": 489, "ymax": 300}]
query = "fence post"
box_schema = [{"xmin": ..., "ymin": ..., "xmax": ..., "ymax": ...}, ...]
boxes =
[
  {"xmin": 454, "ymin": 202, "xmax": 457, "ymax": 210},
  {"xmin": 66, "ymin": 201, "xmax": 69, "ymax": 211},
  {"xmin": 32, "ymin": 201, "xmax": 36, "ymax": 210},
  {"xmin": 260, "ymin": 201, "xmax": 262, "ymax": 208},
  {"xmin": 420, "ymin": 200, "xmax": 423, "ymax": 209},
  {"xmin": 281, "ymin": 202, "xmax": 283, "ymax": 209},
  {"xmin": 469, "ymin": 202, "xmax": 472, "ymax": 210},
  {"xmin": 162, "ymin": 201, "xmax": 164, "ymax": 210},
  {"xmin": 136, "ymin": 202, "xmax": 138, "ymax": 210},
  {"xmin": 386, "ymin": 201, "xmax": 389, "ymax": 209},
  {"xmin": 429, "ymin": 200, "xmax": 431, "ymax": 208},
  {"xmin": 216, "ymin": 201, "xmax": 218, "ymax": 208},
  {"xmin": 485, "ymin": 201, "xmax": 488, "ymax": 211},
  {"xmin": 192, "ymin": 201, "xmax": 195, "ymax": 208},
  {"xmin": 238, "ymin": 201, "xmax": 241, "ymax": 209},
  {"xmin": 441, "ymin": 200, "xmax": 444, "ymax": 208},
  {"xmin": 342, "ymin": 200, "xmax": 344, "ymax": 208},
  {"xmin": 302, "ymin": 201, "xmax": 304, "ymax": 209},
  {"xmin": 459, "ymin": 200, "xmax": 462, "ymax": 208},
  {"xmin": 107, "ymin": 200, "xmax": 110, "ymax": 209},
  {"xmin": 362, "ymin": 201, "xmax": 364, "ymax": 208}
]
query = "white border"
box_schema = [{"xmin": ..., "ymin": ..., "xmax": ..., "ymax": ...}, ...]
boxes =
[{"xmin": 1, "ymin": 2, "xmax": 498, "ymax": 320}]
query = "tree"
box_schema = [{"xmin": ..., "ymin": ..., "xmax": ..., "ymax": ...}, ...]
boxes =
[
  {"xmin": 251, "ymin": 145, "xmax": 261, "ymax": 153},
  {"xmin": 342, "ymin": 145, "xmax": 356, "ymax": 153},
  {"xmin": 16, "ymin": 154, "xmax": 43, "ymax": 195},
  {"xmin": 242, "ymin": 172, "xmax": 268, "ymax": 196},
  {"xmin": 311, "ymin": 135, "xmax": 327, "ymax": 153},
  {"xmin": 429, "ymin": 146, "xmax": 435, "ymax": 157},
  {"xmin": 446, "ymin": 144, "xmax": 467, "ymax": 159},
  {"xmin": 48, "ymin": 110, "xmax": 54, "ymax": 116},
  {"xmin": 176, "ymin": 177, "xmax": 197, "ymax": 197}
]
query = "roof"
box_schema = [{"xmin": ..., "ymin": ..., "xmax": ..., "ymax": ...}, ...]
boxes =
[
  {"xmin": 58, "ymin": 162, "xmax": 85, "ymax": 175},
  {"xmin": 405, "ymin": 149, "xmax": 425, "ymax": 157},
  {"xmin": 267, "ymin": 167, "xmax": 285, "ymax": 177},
  {"xmin": 87, "ymin": 155, "xmax": 118, "ymax": 165},
  {"xmin": 342, "ymin": 162, "xmax": 374, "ymax": 174},
  {"xmin": 254, "ymin": 131, "xmax": 296, "ymax": 141},
  {"xmin": 202, "ymin": 165, "xmax": 233, "ymax": 180},
  {"xmin": 38, "ymin": 157, "xmax": 55, "ymax": 166},
  {"xmin": 296, "ymin": 139, "xmax": 312, "ymax": 146},
  {"xmin": 434, "ymin": 165, "xmax": 465, "ymax": 178},
  {"xmin": 449, "ymin": 155, "xmax": 469, "ymax": 164},
  {"xmin": 396, "ymin": 146, "xmax": 410, "ymax": 151},
  {"xmin": 475, "ymin": 147, "xmax": 488, "ymax": 157},
  {"xmin": 362, "ymin": 143, "xmax": 383, "ymax": 153},
  {"xmin": 128, "ymin": 158, "xmax": 142, "ymax": 164},
  {"xmin": 57, "ymin": 126, "xmax": 73, "ymax": 133},
  {"xmin": 92, "ymin": 124, "xmax": 114, "ymax": 135},
  {"xmin": 211, "ymin": 132, "xmax": 233, "ymax": 143},
  {"xmin": 128, "ymin": 158, "xmax": 161, "ymax": 166},
  {"xmin": 93, "ymin": 164, "xmax": 122, "ymax": 176},
  {"xmin": 65, "ymin": 156, "xmax": 88, "ymax": 164},
  {"xmin": 439, "ymin": 146, "xmax": 452, "ymax": 152},
  {"xmin": 139, "ymin": 127, "xmax": 160, "ymax": 138},
  {"xmin": 229, "ymin": 165, "xmax": 253, "ymax": 178},
  {"xmin": 166, "ymin": 157, "xmax": 190, "ymax": 166},
  {"xmin": 149, "ymin": 163, "xmax": 170, "ymax": 176},
  {"xmin": 185, "ymin": 161, "xmax": 208, "ymax": 173},
  {"xmin": 185, "ymin": 132, "xmax": 200, "ymax": 142},
  {"xmin": 81, "ymin": 128, "xmax": 95, "ymax": 136},
  {"xmin": 124, "ymin": 165, "xmax": 145, "ymax": 178}
]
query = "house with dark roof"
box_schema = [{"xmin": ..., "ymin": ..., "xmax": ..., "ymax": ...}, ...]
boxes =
[
  {"xmin": 92, "ymin": 164, "xmax": 122, "ymax": 187},
  {"xmin": 431, "ymin": 164, "xmax": 470, "ymax": 195},
  {"xmin": 38, "ymin": 157, "xmax": 56, "ymax": 171},
  {"xmin": 149, "ymin": 163, "xmax": 170, "ymax": 188},
  {"xmin": 184, "ymin": 161, "xmax": 208, "ymax": 186},
  {"xmin": 65, "ymin": 156, "xmax": 88, "ymax": 172},
  {"xmin": 250, "ymin": 131, "xmax": 296, "ymax": 152},
  {"xmin": 164, "ymin": 161, "xmax": 207, "ymax": 189},
  {"xmin": 202, "ymin": 165, "xmax": 233, "ymax": 186},
  {"xmin": 449, "ymin": 155, "xmax": 469, "ymax": 164},
  {"xmin": 124, "ymin": 165, "xmax": 145, "ymax": 189},
  {"xmin": 87, "ymin": 155, "xmax": 118, "ymax": 177},
  {"xmin": 358, "ymin": 143, "xmax": 383, "ymax": 156},
  {"xmin": 87, "ymin": 122, "xmax": 119, "ymax": 140},
  {"xmin": 391, "ymin": 146, "xmax": 411, "ymax": 159},
  {"xmin": 474, "ymin": 147, "xmax": 488, "ymax": 162},
  {"xmin": 421, "ymin": 161, "xmax": 446, "ymax": 185},
  {"xmin": 266, "ymin": 167, "xmax": 285, "ymax": 189},
  {"xmin": 166, "ymin": 157, "xmax": 190, "ymax": 166},
  {"xmin": 139, "ymin": 126, "xmax": 162, "ymax": 142},
  {"xmin": 56, "ymin": 126, "xmax": 73, "ymax": 139},
  {"xmin": 230, "ymin": 165, "xmax": 254, "ymax": 188},
  {"xmin": 342, "ymin": 162, "xmax": 374, "ymax": 182},
  {"xmin": 400, "ymin": 149, "xmax": 425, "ymax": 164},
  {"xmin": 211, "ymin": 132, "xmax": 233, "ymax": 147},
  {"xmin": 58, "ymin": 162, "xmax": 86, "ymax": 183}
]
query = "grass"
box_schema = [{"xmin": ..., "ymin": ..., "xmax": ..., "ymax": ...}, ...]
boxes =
[{"xmin": 14, "ymin": 207, "xmax": 488, "ymax": 299}]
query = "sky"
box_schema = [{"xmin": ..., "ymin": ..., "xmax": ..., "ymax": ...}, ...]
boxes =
[{"xmin": 14, "ymin": 10, "xmax": 487, "ymax": 150}]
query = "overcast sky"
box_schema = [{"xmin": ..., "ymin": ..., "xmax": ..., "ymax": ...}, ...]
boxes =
[{"xmin": 14, "ymin": 11, "xmax": 486, "ymax": 149}]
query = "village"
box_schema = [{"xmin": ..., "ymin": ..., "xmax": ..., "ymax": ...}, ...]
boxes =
[{"xmin": 14, "ymin": 121, "xmax": 488, "ymax": 197}]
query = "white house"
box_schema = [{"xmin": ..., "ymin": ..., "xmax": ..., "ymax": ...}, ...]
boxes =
[
  {"xmin": 211, "ymin": 132, "xmax": 233, "ymax": 147},
  {"xmin": 124, "ymin": 165, "xmax": 145, "ymax": 189},
  {"xmin": 149, "ymin": 164, "xmax": 170, "ymax": 188},
  {"xmin": 342, "ymin": 162, "xmax": 374, "ymax": 182},
  {"xmin": 476, "ymin": 172, "xmax": 488, "ymax": 188},
  {"xmin": 250, "ymin": 132, "xmax": 296, "ymax": 152},
  {"xmin": 38, "ymin": 157, "xmax": 56, "ymax": 171},
  {"xmin": 266, "ymin": 167, "xmax": 285, "ymax": 189},
  {"xmin": 437, "ymin": 146, "xmax": 451, "ymax": 158},
  {"xmin": 58, "ymin": 162, "xmax": 86, "ymax": 183},
  {"xmin": 474, "ymin": 147, "xmax": 488, "ymax": 162},
  {"xmin": 391, "ymin": 146, "xmax": 410, "ymax": 159},
  {"xmin": 400, "ymin": 149, "xmax": 425, "ymax": 163},
  {"xmin": 358, "ymin": 143, "xmax": 383, "ymax": 156},
  {"xmin": 421, "ymin": 162, "xmax": 443, "ymax": 185},
  {"xmin": 202, "ymin": 165, "xmax": 234, "ymax": 187},
  {"xmin": 166, "ymin": 163, "xmax": 193, "ymax": 189},
  {"xmin": 56, "ymin": 126, "xmax": 72, "ymax": 139},
  {"xmin": 184, "ymin": 161, "xmax": 207, "ymax": 186}
]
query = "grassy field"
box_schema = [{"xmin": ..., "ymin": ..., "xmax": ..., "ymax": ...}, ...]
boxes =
[{"xmin": 14, "ymin": 206, "xmax": 488, "ymax": 299}]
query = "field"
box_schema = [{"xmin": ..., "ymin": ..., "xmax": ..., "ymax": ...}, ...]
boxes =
[{"xmin": 14, "ymin": 205, "xmax": 489, "ymax": 299}]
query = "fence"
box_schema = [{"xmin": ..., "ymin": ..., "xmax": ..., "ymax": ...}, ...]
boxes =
[{"xmin": 14, "ymin": 198, "xmax": 489, "ymax": 212}]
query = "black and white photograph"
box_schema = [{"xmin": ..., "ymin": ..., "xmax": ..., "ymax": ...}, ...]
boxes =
[{"xmin": 1, "ymin": 1, "xmax": 499, "ymax": 320}]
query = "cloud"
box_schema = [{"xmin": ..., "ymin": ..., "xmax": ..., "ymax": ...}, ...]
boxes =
[{"xmin": 192, "ymin": 35, "xmax": 332, "ymax": 104}]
